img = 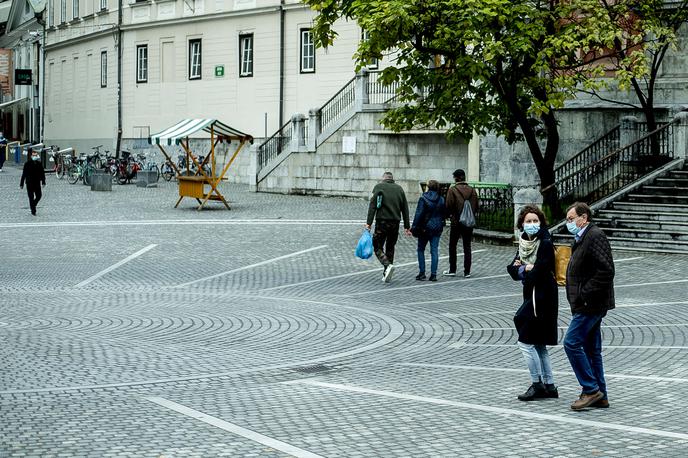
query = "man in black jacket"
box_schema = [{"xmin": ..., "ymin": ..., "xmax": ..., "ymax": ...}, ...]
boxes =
[
  {"xmin": 563, "ymin": 202, "xmax": 615, "ymax": 410},
  {"xmin": 366, "ymin": 172, "xmax": 411, "ymax": 282},
  {"xmin": 20, "ymin": 149, "xmax": 46, "ymax": 216}
]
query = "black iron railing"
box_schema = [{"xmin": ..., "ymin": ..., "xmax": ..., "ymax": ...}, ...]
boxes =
[
  {"xmin": 421, "ymin": 182, "xmax": 515, "ymax": 232},
  {"xmin": 257, "ymin": 121, "xmax": 292, "ymax": 170},
  {"xmin": 319, "ymin": 76, "xmax": 356, "ymax": 133},
  {"xmin": 555, "ymin": 126, "xmax": 620, "ymax": 183},
  {"xmin": 473, "ymin": 183, "xmax": 515, "ymax": 232},
  {"xmin": 553, "ymin": 121, "xmax": 675, "ymax": 209},
  {"xmin": 368, "ymin": 71, "xmax": 400, "ymax": 104}
]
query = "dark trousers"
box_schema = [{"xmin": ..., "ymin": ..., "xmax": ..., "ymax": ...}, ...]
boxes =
[
  {"xmin": 564, "ymin": 312, "xmax": 607, "ymax": 397},
  {"xmin": 373, "ymin": 220, "xmax": 399, "ymax": 267},
  {"xmin": 27, "ymin": 184, "xmax": 42, "ymax": 214},
  {"xmin": 0, "ymin": 148, "xmax": 5, "ymax": 168},
  {"xmin": 448, "ymin": 223, "xmax": 473, "ymax": 275}
]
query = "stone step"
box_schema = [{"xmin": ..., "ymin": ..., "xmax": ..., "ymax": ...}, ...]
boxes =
[
  {"xmin": 611, "ymin": 202, "xmax": 688, "ymax": 212},
  {"xmin": 605, "ymin": 237, "xmax": 688, "ymax": 253},
  {"xmin": 595, "ymin": 217, "xmax": 688, "ymax": 232},
  {"xmin": 639, "ymin": 185, "xmax": 688, "ymax": 195},
  {"xmin": 551, "ymin": 233, "xmax": 688, "ymax": 254},
  {"xmin": 654, "ymin": 177, "xmax": 688, "ymax": 187},
  {"xmin": 597, "ymin": 209, "xmax": 688, "ymax": 223},
  {"xmin": 598, "ymin": 227, "xmax": 688, "ymax": 242},
  {"xmin": 626, "ymin": 194, "xmax": 688, "ymax": 204}
]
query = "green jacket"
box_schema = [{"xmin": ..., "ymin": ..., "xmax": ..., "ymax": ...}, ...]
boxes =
[{"xmin": 366, "ymin": 179, "xmax": 410, "ymax": 228}]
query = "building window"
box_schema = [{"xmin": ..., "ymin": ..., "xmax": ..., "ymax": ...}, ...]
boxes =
[
  {"xmin": 60, "ymin": 0, "xmax": 66, "ymax": 22},
  {"xmin": 100, "ymin": 51, "xmax": 107, "ymax": 88},
  {"xmin": 300, "ymin": 29, "xmax": 315, "ymax": 73},
  {"xmin": 136, "ymin": 45, "xmax": 148, "ymax": 83},
  {"xmin": 239, "ymin": 34, "xmax": 253, "ymax": 77},
  {"xmin": 49, "ymin": 0, "xmax": 54, "ymax": 26},
  {"xmin": 188, "ymin": 39, "xmax": 202, "ymax": 80},
  {"xmin": 72, "ymin": 0, "xmax": 78, "ymax": 19},
  {"xmin": 100, "ymin": 0, "xmax": 107, "ymax": 10},
  {"xmin": 361, "ymin": 30, "xmax": 378, "ymax": 70}
]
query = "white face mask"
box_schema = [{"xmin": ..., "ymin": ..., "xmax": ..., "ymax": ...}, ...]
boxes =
[
  {"xmin": 523, "ymin": 223, "xmax": 540, "ymax": 235},
  {"xmin": 32, "ymin": 155, "xmax": 40, "ymax": 161}
]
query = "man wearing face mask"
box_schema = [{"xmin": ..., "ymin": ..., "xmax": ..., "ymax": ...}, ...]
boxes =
[
  {"xmin": 563, "ymin": 202, "xmax": 615, "ymax": 411},
  {"xmin": 20, "ymin": 149, "xmax": 46, "ymax": 216}
]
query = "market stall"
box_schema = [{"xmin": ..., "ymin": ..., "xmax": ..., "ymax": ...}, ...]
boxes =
[{"xmin": 149, "ymin": 119, "xmax": 253, "ymax": 210}]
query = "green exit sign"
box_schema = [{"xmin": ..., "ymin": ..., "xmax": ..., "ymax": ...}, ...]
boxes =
[{"xmin": 214, "ymin": 65, "xmax": 224, "ymax": 77}]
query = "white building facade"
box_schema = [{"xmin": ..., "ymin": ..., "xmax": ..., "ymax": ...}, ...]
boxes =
[{"xmin": 41, "ymin": 0, "xmax": 370, "ymax": 153}]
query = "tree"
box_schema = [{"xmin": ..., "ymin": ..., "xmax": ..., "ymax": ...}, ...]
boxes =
[
  {"xmin": 575, "ymin": 0, "xmax": 688, "ymax": 134},
  {"xmin": 303, "ymin": 0, "xmax": 664, "ymax": 214}
]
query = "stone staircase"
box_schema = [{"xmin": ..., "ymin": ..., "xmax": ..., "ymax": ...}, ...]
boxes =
[{"xmin": 556, "ymin": 161, "xmax": 688, "ymax": 253}]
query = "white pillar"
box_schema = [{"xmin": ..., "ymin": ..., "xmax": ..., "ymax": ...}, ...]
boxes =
[
  {"xmin": 672, "ymin": 111, "xmax": 688, "ymax": 160},
  {"xmin": 354, "ymin": 68, "xmax": 370, "ymax": 111},
  {"xmin": 307, "ymin": 108, "xmax": 321, "ymax": 152}
]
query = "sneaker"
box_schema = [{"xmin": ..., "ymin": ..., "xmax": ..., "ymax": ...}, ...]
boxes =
[
  {"xmin": 428, "ymin": 274, "xmax": 437, "ymax": 282},
  {"xmin": 415, "ymin": 273, "xmax": 426, "ymax": 281},
  {"xmin": 591, "ymin": 398, "xmax": 609, "ymax": 408},
  {"xmin": 383, "ymin": 264, "xmax": 395, "ymax": 283},
  {"xmin": 464, "ymin": 273, "xmax": 471, "ymax": 278},
  {"xmin": 517, "ymin": 382, "xmax": 547, "ymax": 401},
  {"xmin": 544, "ymin": 384, "xmax": 559, "ymax": 398},
  {"xmin": 570, "ymin": 391, "xmax": 604, "ymax": 410},
  {"xmin": 442, "ymin": 270, "xmax": 456, "ymax": 277}
]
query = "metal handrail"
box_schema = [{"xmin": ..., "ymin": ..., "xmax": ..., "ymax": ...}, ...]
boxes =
[
  {"xmin": 554, "ymin": 126, "xmax": 620, "ymax": 180},
  {"xmin": 544, "ymin": 120, "xmax": 676, "ymax": 214},
  {"xmin": 319, "ymin": 76, "xmax": 357, "ymax": 133},
  {"xmin": 550, "ymin": 120, "xmax": 676, "ymax": 190}
]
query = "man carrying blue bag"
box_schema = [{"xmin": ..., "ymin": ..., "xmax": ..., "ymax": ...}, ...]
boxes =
[{"xmin": 365, "ymin": 171, "xmax": 411, "ymax": 283}]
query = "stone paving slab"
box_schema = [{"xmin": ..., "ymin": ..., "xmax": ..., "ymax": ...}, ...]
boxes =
[{"xmin": 2, "ymin": 164, "xmax": 688, "ymax": 456}]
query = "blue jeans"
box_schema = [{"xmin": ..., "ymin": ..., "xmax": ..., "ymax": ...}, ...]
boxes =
[
  {"xmin": 517, "ymin": 342, "xmax": 554, "ymax": 384},
  {"xmin": 417, "ymin": 234, "xmax": 441, "ymax": 275},
  {"xmin": 564, "ymin": 312, "xmax": 607, "ymax": 396}
]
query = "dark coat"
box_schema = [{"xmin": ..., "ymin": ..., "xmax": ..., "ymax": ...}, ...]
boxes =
[
  {"xmin": 20, "ymin": 159, "xmax": 46, "ymax": 187},
  {"xmin": 411, "ymin": 191, "xmax": 446, "ymax": 237},
  {"xmin": 445, "ymin": 182, "xmax": 478, "ymax": 225},
  {"xmin": 366, "ymin": 179, "xmax": 411, "ymax": 229},
  {"xmin": 507, "ymin": 227, "xmax": 559, "ymax": 345},
  {"xmin": 566, "ymin": 224, "xmax": 615, "ymax": 314}
]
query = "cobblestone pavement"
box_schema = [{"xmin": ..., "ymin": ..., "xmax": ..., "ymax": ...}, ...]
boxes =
[{"xmin": 2, "ymin": 166, "xmax": 688, "ymax": 457}]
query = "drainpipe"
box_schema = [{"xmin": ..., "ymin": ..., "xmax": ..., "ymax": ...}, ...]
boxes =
[
  {"xmin": 115, "ymin": 0, "xmax": 123, "ymax": 157},
  {"xmin": 40, "ymin": 20, "xmax": 46, "ymax": 143},
  {"xmin": 279, "ymin": 0, "xmax": 285, "ymax": 135}
]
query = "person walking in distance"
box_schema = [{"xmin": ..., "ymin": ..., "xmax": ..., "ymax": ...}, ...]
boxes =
[
  {"xmin": 563, "ymin": 202, "xmax": 615, "ymax": 410},
  {"xmin": 444, "ymin": 169, "xmax": 478, "ymax": 278},
  {"xmin": 366, "ymin": 171, "xmax": 411, "ymax": 282},
  {"xmin": 20, "ymin": 149, "xmax": 46, "ymax": 216},
  {"xmin": 0, "ymin": 132, "xmax": 7, "ymax": 172},
  {"xmin": 411, "ymin": 180, "xmax": 446, "ymax": 282},
  {"xmin": 507, "ymin": 205, "xmax": 559, "ymax": 401}
]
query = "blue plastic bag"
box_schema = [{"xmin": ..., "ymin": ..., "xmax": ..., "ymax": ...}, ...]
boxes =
[{"xmin": 355, "ymin": 230, "xmax": 373, "ymax": 259}]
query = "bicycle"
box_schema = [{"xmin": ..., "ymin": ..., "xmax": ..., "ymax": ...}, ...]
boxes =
[
  {"xmin": 67, "ymin": 154, "xmax": 97, "ymax": 185},
  {"xmin": 161, "ymin": 159, "xmax": 175, "ymax": 181},
  {"xmin": 137, "ymin": 152, "xmax": 160, "ymax": 182}
]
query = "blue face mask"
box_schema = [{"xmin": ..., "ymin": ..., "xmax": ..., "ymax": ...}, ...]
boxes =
[
  {"xmin": 523, "ymin": 223, "xmax": 540, "ymax": 235},
  {"xmin": 566, "ymin": 221, "xmax": 581, "ymax": 235},
  {"xmin": 32, "ymin": 156, "xmax": 40, "ymax": 161}
]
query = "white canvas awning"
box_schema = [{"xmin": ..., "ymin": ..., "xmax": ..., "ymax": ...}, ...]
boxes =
[{"xmin": 148, "ymin": 118, "xmax": 252, "ymax": 146}]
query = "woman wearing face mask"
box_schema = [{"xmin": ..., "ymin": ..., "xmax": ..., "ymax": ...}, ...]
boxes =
[
  {"xmin": 20, "ymin": 149, "xmax": 46, "ymax": 216},
  {"xmin": 507, "ymin": 205, "xmax": 559, "ymax": 401}
]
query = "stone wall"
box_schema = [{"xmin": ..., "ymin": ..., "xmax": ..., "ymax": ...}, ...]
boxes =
[{"xmin": 256, "ymin": 110, "xmax": 468, "ymax": 201}]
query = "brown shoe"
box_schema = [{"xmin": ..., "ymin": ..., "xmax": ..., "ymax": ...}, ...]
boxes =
[
  {"xmin": 591, "ymin": 398, "xmax": 609, "ymax": 408},
  {"xmin": 571, "ymin": 391, "xmax": 604, "ymax": 410}
]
